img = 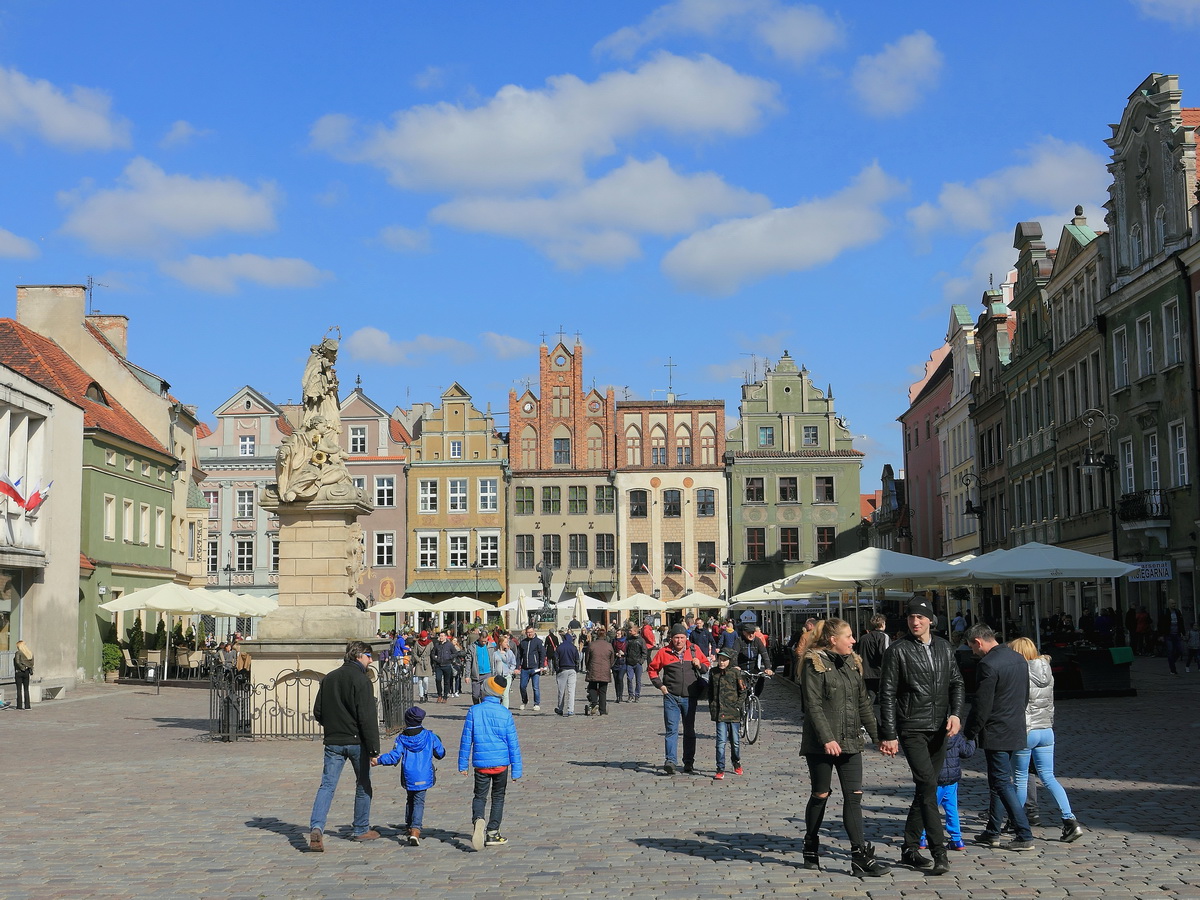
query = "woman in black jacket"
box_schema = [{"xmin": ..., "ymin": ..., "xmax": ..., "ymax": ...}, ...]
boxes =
[{"xmin": 799, "ymin": 618, "xmax": 888, "ymax": 877}]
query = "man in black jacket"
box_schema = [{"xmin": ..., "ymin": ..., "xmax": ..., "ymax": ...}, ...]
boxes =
[
  {"xmin": 308, "ymin": 640, "xmax": 381, "ymax": 851},
  {"xmin": 964, "ymin": 623, "xmax": 1033, "ymax": 851},
  {"xmin": 879, "ymin": 597, "xmax": 964, "ymax": 876},
  {"xmin": 517, "ymin": 626, "xmax": 547, "ymax": 711}
]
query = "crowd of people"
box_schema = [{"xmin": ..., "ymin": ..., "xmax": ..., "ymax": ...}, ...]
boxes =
[{"xmin": 306, "ymin": 600, "xmax": 1092, "ymax": 877}]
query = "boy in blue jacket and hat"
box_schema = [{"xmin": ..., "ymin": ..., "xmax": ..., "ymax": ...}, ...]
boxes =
[
  {"xmin": 373, "ymin": 706, "xmax": 445, "ymax": 846},
  {"xmin": 459, "ymin": 674, "xmax": 523, "ymax": 850}
]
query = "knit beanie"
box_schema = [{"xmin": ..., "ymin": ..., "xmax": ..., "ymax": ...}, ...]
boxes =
[
  {"xmin": 404, "ymin": 706, "xmax": 426, "ymax": 727},
  {"xmin": 482, "ymin": 675, "xmax": 507, "ymax": 698}
]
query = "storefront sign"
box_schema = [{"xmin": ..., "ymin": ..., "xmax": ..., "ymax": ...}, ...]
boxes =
[{"xmin": 1128, "ymin": 561, "xmax": 1173, "ymax": 582}]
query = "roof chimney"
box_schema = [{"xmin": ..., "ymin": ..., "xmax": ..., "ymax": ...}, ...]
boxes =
[{"xmin": 88, "ymin": 314, "xmax": 129, "ymax": 358}]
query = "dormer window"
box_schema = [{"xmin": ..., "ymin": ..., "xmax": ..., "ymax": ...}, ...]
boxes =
[{"xmin": 85, "ymin": 383, "xmax": 109, "ymax": 406}]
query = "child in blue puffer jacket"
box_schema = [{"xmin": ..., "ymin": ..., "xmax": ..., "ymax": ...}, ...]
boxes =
[
  {"xmin": 920, "ymin": 731, "xmax": 976, "ymax": 850},
  {"xmin": 373, "ymin": 706, "xmax": 445, "ymax": 846},
  {"xmin": 459, "ymin": 675, "xmax": 523, "ymax": 850}
]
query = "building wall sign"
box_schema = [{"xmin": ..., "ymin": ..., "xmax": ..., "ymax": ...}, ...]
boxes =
[{"xmin": 1129, "ymin": 561, "xmax": 1173, "ymax": 582}]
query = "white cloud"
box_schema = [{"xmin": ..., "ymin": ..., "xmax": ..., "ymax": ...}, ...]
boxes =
[
  {"xmin": 59, "ymin": 157, "xmax": 279, "ymax": 255},
  {"xmin": 160, "ymin": 120, "xmax": 213, "ymax": 149},
  {"xmin": 662, "ymin": 162, "xmax": 906, "ymax": 294},
  {"xmin": 0, "ymin": 227, "xmax": 38, "ymax": 259},
  {"xmin": 379, "ymin": 225, "xmax": 431, "ymax": 253},
  {"xmin": 908, "ymin": 138, "xmax": 1109, "ymax": 235},
  {"xmin": 413, "ymin": 66, "xmax": 446, "ymax": 90},
  {"xmin": 938, "ymin": 229, "xmax": 1018, "ymax": 304},
  {"xmin": 481, "ymin": 332, "xmax": 536, "ymax": 360},
  {"xmin": 851, "ymin": 31, "xmax": 943, "ymax": 117},
  {"xmin": 1133, "ymin": 0, "xmax": 1200, "ymax": 25},
  {"xmin": 432, "ymin": 155, "xmax": 770, "ymax": 266},
  {"xmin": 344, "ymin": 326, "xmax": 475, "ymax": 366},
  {"xmin": 596, "ymin": 0, "xmax": 842, "ymax": 66},
  {"xmin": 311, "ymin": 52, "xmax": 778, "ymax": 192},
  {"xmin": 159, "ymin": 254, "xmax": 331, "ymax": 293},
  {"xmin": 0, "ymin": 65, "xmax": 130, "ymax": 150}
]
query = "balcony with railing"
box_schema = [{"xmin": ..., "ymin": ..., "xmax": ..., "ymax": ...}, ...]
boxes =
[{"xmin": 1118, "ymin": 489, "xmax": 1169, "ymax": 524}]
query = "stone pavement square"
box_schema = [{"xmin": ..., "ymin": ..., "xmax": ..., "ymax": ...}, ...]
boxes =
[{"xmin": 2, "ymin": 658, "xmax": 1198, "ymax": 899}]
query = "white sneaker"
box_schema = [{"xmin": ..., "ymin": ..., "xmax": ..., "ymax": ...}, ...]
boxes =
[
  {"xmin": 533, "ymin": 704, "xmax": 541, "ymax": 711},
  {"xmin": 518, "ymin": 704, "xmax": 526, "ymax": 711}
]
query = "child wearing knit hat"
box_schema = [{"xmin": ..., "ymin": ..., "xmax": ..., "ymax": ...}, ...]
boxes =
[
  {"xmin": 372, "ymin": 706, "xmax": 445, "ymax": 846},
  {"xmin": 458, "ymin": 675, "xmax": 523, "ymax": 850}
]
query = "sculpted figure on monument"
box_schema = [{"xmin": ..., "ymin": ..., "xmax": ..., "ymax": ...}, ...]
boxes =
[
  {"xmin": 346, "ymin": 522, "xmax": 366, "ymax": 595},
  {"xmin": 302, "ymin": 335, "xmax": 343, "ymax": 429}
]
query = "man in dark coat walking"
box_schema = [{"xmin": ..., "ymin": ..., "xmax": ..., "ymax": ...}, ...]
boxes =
[{"xmin": 964, "ymin": 623, "xmax": 1033, "ymax": 851}]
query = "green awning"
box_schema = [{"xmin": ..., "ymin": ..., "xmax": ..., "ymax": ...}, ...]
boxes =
[
  {"xmin": 565, "ymin": 581, "xmax": 617, "ymax": 592},
  {"xmin": 405, "ymin": 578, "xmax": 503, "ymax": 595}
]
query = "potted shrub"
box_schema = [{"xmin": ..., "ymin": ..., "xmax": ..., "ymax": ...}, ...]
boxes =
[
  {"xmin": 102, "ymin": 643, "xmax": 122, "ymax": 682},
  {"xmin": 127, "ymin": 615, "xmax": 146, "ymax": 659}
]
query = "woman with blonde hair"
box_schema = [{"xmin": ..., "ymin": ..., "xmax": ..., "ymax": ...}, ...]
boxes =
[
  {"xmin": 1008, "ymin": 637, "xmax": 1084, "ymax": 843},
  {"xmin": 798, "ymin": 617, "xmax": 888, "ymax": 877},
  {"xmin": 13, "ymin": 639, "xmax": 33, "ymax": 709}
]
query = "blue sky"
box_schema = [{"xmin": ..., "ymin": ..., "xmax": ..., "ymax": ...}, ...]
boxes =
[{"xmin": 2, "ymin": 0, "xmax": 1200, "ymax": 478}]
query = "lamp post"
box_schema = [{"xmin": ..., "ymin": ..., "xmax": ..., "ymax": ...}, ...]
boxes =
[
  {"xmin": 960, "ymin": 472, "xmax": 987, "ymax": 636},
  {"xmin": 1080, "ymin": 408, "xmax": 1122, "ymax": 630}
]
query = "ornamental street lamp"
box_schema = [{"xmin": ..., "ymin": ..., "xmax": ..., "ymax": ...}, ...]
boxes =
[{"xmin": 1080, "ymin": 408, "xmax": 1122, "ymax": 623}]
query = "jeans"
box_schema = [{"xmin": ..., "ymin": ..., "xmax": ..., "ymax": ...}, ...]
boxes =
[
  {"xmin": 1166, "ymin": 634, "xmax": 1184, "ymax": 673},
  {"xmin": 405, "ymin": 789, "xmax": 426, "ymax": 829},
  {"xmin": 626, "ymin": 663, "xmax": 642, "ymax": 698},
  {"xmin": 519, "ymin": 669, "xmax": 541, "ymax": 705},
  {"xmin": 413, "ymin": 674, "xmax": 428, "ymax": 700},
  {"xmin": 898, "ymin": 730, "xmax": 948, "ymax": 850},
  {"xmin": 1013, "ymin": 729, "xmax": 1074, "ymax": 819},
  {"xmin": 556, "ymin": 669, "xmax": 577, "ymax": 715},
  {"xmin": 472, "ymin": 769, "xmax": 508, "ymax": 832},
  {"xmin": 984, "ymin": 749, "xmax": 1032, "ymax": 839},
  {"xmin": 805, "ymin": 751, "xmax": 865, "ymax": 846},
  {"xmin": 662, "ymin": 691, "xmax": 698, "ymax": 767},
  {"xmin": 309, "ymin": 743, "xmax": 373, "ymax": 835},
  {"xmin": 612, "ymin": 663, "xmax": 628, "ymax": 700},
  {"xmin": 435, "ymin": 664, "xmax": 453, "ymax": 699},
  {"xmin": 715, "ymin": 720, "xmax": 741, "ymax": 771}
]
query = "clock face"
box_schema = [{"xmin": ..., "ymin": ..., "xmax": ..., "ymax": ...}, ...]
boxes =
[{"xmin": 523, "ymin": 402, "xmax": 534, "ymax": 413}]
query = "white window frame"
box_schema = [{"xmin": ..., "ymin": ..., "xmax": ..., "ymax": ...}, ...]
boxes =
[
  {"xmin": 204, "ymin": 489, "xmax": 219, "ymax": 519},
  {"xmin": 418, "ymin": 533, "xmax": 439, "ymax": 569},
  {"xmin": 1119, "ymin": 437, "xmax": 1135, "ymax": 495},
  {"xmin": 1112, "ymin": 327, "xmax": 1129, "ymax": 389},
  {"xmin": 1135, "ymin": 314, "xmax": 1154, "ymax": 378},
  {"xmin": 1169, "ymin": 421, "xmax": 1189, "ymax": 487},
  {"xmin": 802, "ymin": 425, "xmax": 819, "ymax": 446},
  {"xmin": 105, "ymin": 449, "xmax": 116, "ymax": 466},
  {"xmin": 477, "ymin": 532, "xmax": 499, "ymax": 568},
  {"xmin": 349, "ymin": 426, "xmax": 367, "ymax": 454},
  {"xmin": 374, "ymin": 531, "xmax": 395, "ymax": 567},
  {"xmin": 352, "ymin": 476, "xmax": 366, "ymax": 492},
  {"xmin": 156, "ymin": 507, "xmax": 166, "ymax": 548},
  {"xmin": 375, "ymin": 475, "xmax": 395, "ymax": 507},
  {"xmin": 122, "ymin": 499, "xmax": 134, "ymax": 542},
  {"xmin": 1163, "ymin": 299, "xmax": 1181, "ymax": 366},
  {"xmin": 448, "ymin": 533, "xmax": 469, "ymax": 568},
  {"xmin": 419, "ymin": 479, "xmax": 438, "ymax": 513},
  {"xmin": 206, "ymin": 539, "xmax": 219, "ymax": 574},
  {"xmin": 448, "ymin": 478, "xmax": 468, "ymax": 513},
  {"xmin": 478, "ymin": 478, "xmax": 498, "ymax": 512},
  {"xmin": 1145, "ymin": 432, "xmax": 1160, "ymax": 490},
  {"xmin": 449, "ymin": 439, "xmax": 463, "ymax": 459},
  {"xmin": 236, "ymin": 538, "xmax": 254, "ymax": 572},
  {"xmin": 236, "ymin": 489, "xmax": 254, "ymax": 519},
  {"xmin": 138, "ymin": 503, "xmax": 150, "ymax": 544},
  {"xmin": 239, "ymin": 435, "xmax": 255, "ymax": 457},
  {"xmin": 103, "ymin": 494, "xmax": 116, "ymax": 540}
]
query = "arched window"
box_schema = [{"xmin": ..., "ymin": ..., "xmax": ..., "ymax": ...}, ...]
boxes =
[
  {"xmin": 625, "ymin": 425, "xmax": 642, "ymax": 466},
  {"xmin": 552, "ymin": 424, "xmax": 571, "ymax": 466},
  {"xmin": 587, "ymin": 424, "xmax": 604, "ymax": 469},
  {"xmin": 521, "ymin": 426, "xmax": 537, "ymax": 469},
  {"xmin": 1154, "ymin": 205, "xmax": 1166, "ymax": 252},
  {"xmin": 674, "ymin": 423, "xmax": 692, "ymax": 465},
  {"xmin": 699, "ymin": 424, "xmax": 717, "ymax": 465},
  {"xmin": 650, "ymin": 425, "xmax": 668, "ymax": 466},
  {"xmin": 1130, "ymin": 224, "xmax": 1143, "ymax": 267}
]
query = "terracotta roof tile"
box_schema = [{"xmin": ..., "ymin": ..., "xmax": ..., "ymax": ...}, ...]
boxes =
[
  {"xmin": 389, "ymin": 418, "xmax": 412, "ymax": 444},
  {"xmin": 0, "ymin": 319, "xmax": 169, "ymax": 455},
  {"xmin": 276, "ymin": 414, "xmax": 294, "ymax": 436},
  {"xmin": 79, "ymin": 554, "xmax": 96, "ymax": 572},
  {"xmin": 194, "ymin": 421, "xmax": 214, "ymax": 439},
  {"xmin": 1183, "ymin": 108, "xmax": 1200, "ymax": 128}
]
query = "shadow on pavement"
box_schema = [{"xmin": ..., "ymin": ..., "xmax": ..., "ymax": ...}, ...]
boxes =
[
  {"xmin": 634, "ymin": 830, "xmax": 807, "ymax": 869},
  {"xmin": 567, "ymin": 759, "xmax": 659, "ymax": 775},
  {"xmin": 244, "ymin": 816, "xmax": 312, "ymax": 852}
]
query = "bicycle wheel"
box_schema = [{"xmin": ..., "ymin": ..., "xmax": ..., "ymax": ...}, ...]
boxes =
[{"xmin": 745, "ymin": 693, "xmax": 762, "ymax": 744}]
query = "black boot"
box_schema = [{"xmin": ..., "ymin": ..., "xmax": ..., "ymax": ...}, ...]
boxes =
[
  {"xmin": 1060, "ymin": 817, "xmax": 1084, "ymax": 843},
  {"xmin": 850, "ymin": 842, "xmax": 889, "ymax": 877},
  {"xmin": 899, "ymin": 846, "xmax": 931, "ymax": 868},
  {"xmin": 928, "ymin": 848, "xmax": 951, "ymax": 876},
  {"xmin": 801, "ymin": 835, "xmax": 820, "ymax": 870}
]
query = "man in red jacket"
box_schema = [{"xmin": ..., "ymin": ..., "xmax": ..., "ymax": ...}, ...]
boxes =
[{"xmin": 648, "ymin": 624, "xmax": 710, "ymax": 775}]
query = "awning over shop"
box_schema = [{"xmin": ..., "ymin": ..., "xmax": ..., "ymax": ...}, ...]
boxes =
[
  {"xmin": 565, "ymin": 581, "xmax": 616, "ymax": 592},
  {"xmin": 405, "ymin": 578, "xmax": 503, "ymax": 595}
]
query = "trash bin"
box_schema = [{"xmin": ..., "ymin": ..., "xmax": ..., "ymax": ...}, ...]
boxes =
[{"xmin": 145, "ymin": 663, "xmax": 158, "ymax": 683}]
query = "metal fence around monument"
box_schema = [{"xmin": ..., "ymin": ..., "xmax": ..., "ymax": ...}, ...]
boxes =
[{"xmin": 208, "ymin": 662, "xmax": 410, "ymax": 741}]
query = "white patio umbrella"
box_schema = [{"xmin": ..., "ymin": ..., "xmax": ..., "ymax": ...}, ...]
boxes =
[
  {"xmin": 434, "ymin": 595, "xmax": 493, "ymax": 612},
  {"xmin": 781, "ymin": 547, "xmax": 962, "ymax": 593},
  {"xmin": 371, "ymin": 596, "xmax": 436, "ymax": 614},
  {"xmin": 606, "ymin": 593, "xmax": 668, "ymax": 612},
  {"xmin": 730, "ymin": 579, "xmax": 790, "ymax": 604},
  {"xmin": 663, "ymin": 592, "xmax": 728, "ymax": 611}
]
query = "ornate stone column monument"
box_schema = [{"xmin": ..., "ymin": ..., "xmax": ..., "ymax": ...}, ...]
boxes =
[{"xmin": 241, "ymin": 332, "xmax": 384, "ymax": 734}]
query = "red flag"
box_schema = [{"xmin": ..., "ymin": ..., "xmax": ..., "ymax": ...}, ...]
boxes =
[
  {"xmin": 673, "ymin": 562, "xmax": 695, "ymax": 579},
  {"xmin": 24, "ymin": 481, "xmax": 52, "ymax": 513},
  {"xmin": 709, "ymin": 561, "xmax": 728, "ymax": 579},
  {"xmin": 0, "ymin": 474, "xmax": 24, "ymax": 507}
]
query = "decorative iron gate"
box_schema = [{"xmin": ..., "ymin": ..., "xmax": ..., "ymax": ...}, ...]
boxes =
[
  {"xmin": 378, "ymin": 658, "xmax": 414, "ymax": 734},
  {"xmin": 209, "ymin": 667, "xmax": 323, "ymax": 741}
]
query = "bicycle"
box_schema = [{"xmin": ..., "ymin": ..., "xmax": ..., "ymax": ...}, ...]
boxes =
[{"xmin": 740, "ymin": 670, "xmax": 770, "ymax": 744}]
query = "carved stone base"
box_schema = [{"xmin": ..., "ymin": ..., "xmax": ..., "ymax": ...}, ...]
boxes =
[{"xmin": 255, "ymin": 605, "xmax": 376, "ymax": 641}]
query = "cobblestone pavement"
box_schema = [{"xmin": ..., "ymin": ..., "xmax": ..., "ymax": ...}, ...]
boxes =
[{"xmin": 2, "ymin": 657, "xmax": 1198, "ymax": 899}]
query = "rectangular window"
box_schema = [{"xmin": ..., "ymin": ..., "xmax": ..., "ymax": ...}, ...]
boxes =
[
  {"xmin": 803, "ymin": 425, "xmax": 819, "ymax": 446},
  {"xmin": 349, "ymin": 426, "xmax": 367, "ymax": 454},
  {"xmin": 662, "ymin": 489, "xmax": 681, "ymax": 517},
  {"xmin": 206, "ymin": 539, "xmax": 218, "ymax": 574},
  {"xmin": 568, "ymin": 485, "xmax": 588, "ymax": 514},
  {"xmin": 814, "ymin": 476, "xmax": 835, "ymax": 502},
  {"xmin": 596, "ymin": 533, "xmax": 615, "ymax": 569},
  {"xmin": 516, "ymin": 534, "xmax": 535, "ymax": 569},
  {"xmin": 1119, "ymin": 438, "xmax": 1135, "ymax": 495},
  {"xmin": 448, "ymin": 478, "xmax": 468, "ymax": 512},
  {"xmin": 376, "ymin": 476, "xmax": 396, "ymax": 507},
  {"xmin": 758, "ymin": 425, "xmax": 775, "ymax": 447},
  {"xmin": 697, "ymin": 541, "xmax": 715, "ymax": 572},
  {"xmin": 781, "ymin": 527, "xmax": 800, "ymax": 561},
  {"xmin": 1146, "ymin": 432, "xmax": 1160, "ymax": 490},
  {"xmin": 187, "ymin": 520, "xmax": 196, "ymax": 559},
  {"xmin": 676, "ymin": 445, "xmax": 692, "ymax": 465},
  {"xmin": 816, "ymin": 526, "xmax": 836, "ymax": 562},
  {"xmin": 236, "ymin": 489, "xmax": 254, "ymax": 519},
  {"xmin": 239, "ymin": 435, "xmax": 255, "ymax": 456},
  {"xmin": 478, "ymin": 534, "xmax": 499, "ymax": 568},
  {"xmin": 448, "ymin": 534, "xmax": 468, "ymax": 568},
  {"xmin": 141, "ymin": 462, "xmax": 151, "ymax": 478},
  {"xmin": 419, "ymin": 535, "xmax": 438, "ymax": 568},
  {"xmin": 542, "ymin": 486, "xmax": 561, "ymax": 514},
  {"xmin": 629, "ymin": 489, "xmax": 647, "ymax": 517},
  {"xmin": 375, "ymin": 532, "xmax": 395, "ymax": 567},
  {"xmin": 746, "ymin": 528, "xmax": 765, "ymax": 562},
  {"xmin": 651, "ymin": 446, "xmax": 668, "ymax": 466},
  {"xmin": 155, "ymin": 507, "xmax": 165, "ymax": 548},
  {"xmin": 105, "ymin": 449, "xmax": 116, "ymax": 466},
  {"xmin": 236, "ymin": 538, "xmax": 254, "ymax": 572},
  {"xmin": 122, "ymin": 499, "xmax": 134, "ymax": 542},
  {"xmin": 204, "ymin": 489, "xmax": 219, "ymax": 519},
  {"xmin": 542, "ymin": 533, "xmax": 561, "ymax": 568},
  {"xmin": 514, "ymin": 486, "xmax": 533, "ymax": 515},
  {"xmin": 1113, "ymin": 327, "xmax": 1129, "ymax": 388},
  {"xmin": 419, "ymin": 479, "xmax": 438, "ymax": 512},
  {"xmin": 479, "ymin": 478, "xmax": 498, "ymax": 512},
  {"xmin": 1164, "ymin": 300, "xmax": 1182, "ymax": 366},
  {"xmin": 594, "ymin": 485, "xmax": 615, "ymax": 514},
  {"xmin": 696, "ymin": 488, "xmax": 715, "ymax": 517},
  {"xmin": 744, "ymin": 477, "xmax": 764, "ymax": 503},
  {"xmin": 1171, "ymin": 421, "xmax": 1189, "ymax": 487},
  {"xmin": 569, "ymin": 533, "xmax": 588, "ymax": 568},
  {"xmin": 778, "ymin": 476, "xmax": 798, "ymax": 502},
  {"xmin": 553, "ymin": 438, "xmax": 571, "ymax": 466},
  {"xmin": 1136, "ymin": 314, "xmax": 1154, "ymax": 377},
  {"xmin": 663, "ymin": 541, "xmax": 681, "ymax": 573},
  {"xmin": 137, "ymin": 503, "xmax": 150, "ymax": 543},
  {"xmin": 449, "ymin": 439, "xmax": 463, "ymax": 459},
  {"xmin": 125, "ymin": 456, "xmax": 134, "ymax": 472},
  {"xmin": 352, "ymin": 476, "xmax": 366, "ymax": 492},
  {"xmin": 630, "ymin": 541, "xmax": 649, "ymax": 573}
]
